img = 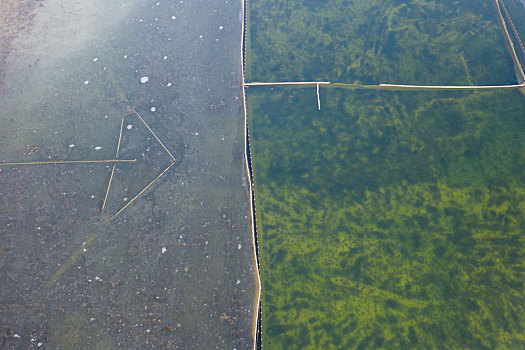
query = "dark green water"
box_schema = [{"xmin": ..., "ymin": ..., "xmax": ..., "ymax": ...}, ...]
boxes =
[{"xmin": 247, "ymin": 0, "xmax": 525, "ymax": 348}]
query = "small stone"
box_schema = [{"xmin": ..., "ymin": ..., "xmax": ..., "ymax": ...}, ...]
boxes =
[{"xmin": 140, "ymin": 76, "xmax": 149, "ymax": 83}]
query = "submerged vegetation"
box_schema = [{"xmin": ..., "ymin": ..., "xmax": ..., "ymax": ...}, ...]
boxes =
[{"xmin": 246, "ymin": 0, "xmax": 525, "ymax": 348}]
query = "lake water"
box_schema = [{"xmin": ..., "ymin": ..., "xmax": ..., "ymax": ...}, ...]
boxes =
[
  {"xmin": 0, "ymin": 0, "xmax": 257, "ymax": 348},
  {"xmin": 246, "ymin": 0, "xmax": 525, "ymax": 348}
]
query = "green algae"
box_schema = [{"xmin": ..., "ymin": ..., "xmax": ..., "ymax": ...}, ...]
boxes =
[
  {"xmin": 247, "ymin": 0, "xmax": 516, "ymax": 85},
  {"xmin": 246, "ymin": 0, "xmax": 525, "ymax": 348},
  {"xmin": 249, "ymin": 87, "xmax": 525, "ymax": 349}
]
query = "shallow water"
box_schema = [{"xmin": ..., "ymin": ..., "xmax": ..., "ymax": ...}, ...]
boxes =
[
  {"xmin": 0, "ymin": 0, "xmax": 256, "ymax": 348},
  {"xmin": 246, "ymin": 0, "xmax": 525, "ymax": 348}
]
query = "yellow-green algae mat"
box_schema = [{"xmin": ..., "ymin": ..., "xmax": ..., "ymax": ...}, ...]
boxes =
[{"xmin": 245, "ymin": 0, "xmax": 525, "ymax": 348}]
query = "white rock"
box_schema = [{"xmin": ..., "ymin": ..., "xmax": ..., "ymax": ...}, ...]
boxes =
[
  {"xmin": 127, "ymin": 124, "xmax": 133, "ymax": 130},
  {"xmin": 140, "ymin": 76, "xmax": 149, "ymax": 83}
]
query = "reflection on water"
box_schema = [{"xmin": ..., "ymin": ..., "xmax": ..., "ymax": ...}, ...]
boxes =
[{"xmin": 0, "ymin": 0, "xmax": 256, "ymax": 348}]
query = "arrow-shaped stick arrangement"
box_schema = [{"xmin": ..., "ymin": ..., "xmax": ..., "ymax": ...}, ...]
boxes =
[
  {"xmin": 1, "ymin": 108, "xmax": 177, "ymax": 222},
  {"xmin": 102, "ymin": 108, "xmax": 177, "ymax": 221}
]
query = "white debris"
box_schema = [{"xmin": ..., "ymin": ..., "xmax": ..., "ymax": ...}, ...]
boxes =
[
  {"xmin": 140, "ymin": 76, "xmax": 149, "ymax": 83},
  {"xmin": 69, "ymin": 144, "xmax": 75, "ymax": 148},
  {"xmin": 167, "ymin": 82, "xmax": 172, "ymax": 87},
  {"xmin": 163, "ymin": 56, "xmax": 167, "ymax": 60},
  {"xmin": 162, "ymin": 247, "xmax": 167, "ymax": 254},
  {"xmin": 14, "ymin": 334, "xmax": 20, "ymax": 338},
  {"xmin": 238, "ymin": 244, "xmax": 242, "ymax": 250},
  {"xmin": 199, "ymin": 34, "xmax": 203, "ymax": 39},
  {"xmin": 236, "ymin": 280, "xmax": 240, "ymax": 285},
  {"xmin": 124, "ymin": 197, "xmax": 128, "ymax": 201},
  {"xmin": 127, "ymin": 124, "xmax": 133, "ymax": 130},
  {"xmin": 93, "ymin": 58, "xmax": 98, "ymax": 62},
  {"xmin": 151, "ymin": 107, "xmax": 156, "ymax": 112},
  {"xmin": 172, "ymin": 16, "xmax": 176, "ymax": 19},
  {"xmin": 84, "ymin": 80, "xmax": 89, "ymax": 85},
  {"xmin": 219, "ymin": 25, "xmax": 223, "ymax": 30},
  {"xmin": 124, "ymin": 55, "xmax": 128, "ymax": 58},
  {"xmin": 195, "ymin": 132, "xmax": 199, "ymax": 136},
  {"xmin": 95, "ymin": 146, "xmax": 102, "ymax": 150}
]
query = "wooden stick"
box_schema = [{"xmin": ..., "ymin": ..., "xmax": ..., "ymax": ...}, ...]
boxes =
[
  {"xmin": 106, "ymin": 161, "xmax": 175, "ymax": 222},
  {"xmin": 130, "ymin": 110, "xmax": 176, "ymax": 162},
  {"xmin": 317, "ymin": 83, "xmax": 321, "ymax": 110},
  {"xmin": 0, "ymin": 159, "xmax": 136, "ymax": 167},
  {"xmin": 102, "ymin": 116, "xmax": 126, "ymax": 213}
]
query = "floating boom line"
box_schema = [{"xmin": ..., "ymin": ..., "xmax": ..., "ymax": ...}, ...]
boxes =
[{"xmin": 493, "ymin": 0, "xmax": 525, "ymax": 83}]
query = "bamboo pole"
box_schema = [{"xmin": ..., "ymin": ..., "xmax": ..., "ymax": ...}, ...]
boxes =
[
  {"xmin": 317, "ymin": 83, "xmax": 321, "ymax": 110},
  {"xmin": 106, "ymin": 161, "xmax": 175, "ymax": 222},
  {"xmin": 131, "ymin": 110, "xmax": 176, "ymax": 162},
  {"xmin": 101, "ymin": 116, "xmax": 125, "ymax": 213},
  {"xmin": 0, "ymin": 159, "xmax": 136, "ymax": 167}
]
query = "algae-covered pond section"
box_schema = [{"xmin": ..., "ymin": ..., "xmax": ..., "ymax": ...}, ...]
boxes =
[
  {"xmin": 249, "ymin": 88, "xmax": 525, "ymax": 348},
  {"xmin": 0, "ymin": 0, "xmax": 257, "ymax": 349},
  {"xmin": 246, "ymin": 0, "xmax": 525, "ymax": 348}
]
